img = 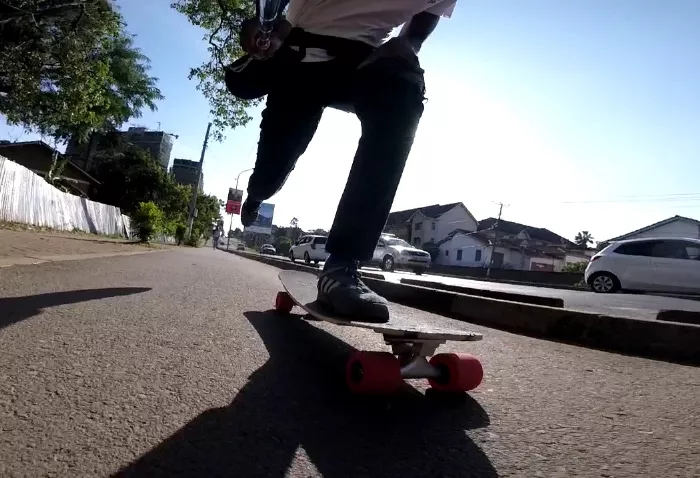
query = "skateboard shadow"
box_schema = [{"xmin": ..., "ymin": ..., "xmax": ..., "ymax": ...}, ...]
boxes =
[
  {"xmin": 113, "ymin": 310, "xmax": 497, "ymax": 477},
  {"xmin": 0, "ymin": 288, "xmax": 152, "ymax": 330}
]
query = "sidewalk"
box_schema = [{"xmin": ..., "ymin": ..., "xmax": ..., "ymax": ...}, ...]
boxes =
[{"xmin": 0, "ymin": 229, "xmax": 162, "ymax": 268}]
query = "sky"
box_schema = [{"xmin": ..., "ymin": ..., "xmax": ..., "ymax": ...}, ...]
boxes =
[{"xmin": 2, "ymin": 0, "xmax": 699, "ymax": 243}]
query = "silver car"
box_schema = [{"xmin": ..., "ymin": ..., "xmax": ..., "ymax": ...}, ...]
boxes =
[{"xmin": 367, "ymin": 234, "xmax": 431, "ymax": 274}]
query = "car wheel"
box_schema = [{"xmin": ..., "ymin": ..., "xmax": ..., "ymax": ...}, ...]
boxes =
[
  {"xmin": 289, "ymin": 250, "xmax": 295, "ymax": 262},
  {"xmin": 382, "ymin": 255, "xmax": 395, "ymax": 272},
  {"xmin": 588, "ymin": 272, "xmax": 620, "ymax": 293},
  {"xmin": 304, "ymin": 252, "xmax": 311, "ymax": 264}
]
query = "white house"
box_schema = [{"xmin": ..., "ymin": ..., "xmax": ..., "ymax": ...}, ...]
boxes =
[
  {"xmin": 384, "ymin": 203, "xmax": 478, "ymax": 247},
  {"xmin": 436, "ymin": 218, "xmax": 588, "ymax": 272},
  {"xmin": 602, "ymin": 215, "xmax": 700, "ymax": 244}
]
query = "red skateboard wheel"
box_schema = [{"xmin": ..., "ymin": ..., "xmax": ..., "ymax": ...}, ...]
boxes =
[
  {"xmin": 428, "ymin": 353, "xmax": 483, "ymax": 392},
  {"xmin": 275, "ymin": 291, "xmax": 294, "ymax": 314},
  {"xmin": 345, "ymin": 351, "xmax": 402, "ymax": 394}
]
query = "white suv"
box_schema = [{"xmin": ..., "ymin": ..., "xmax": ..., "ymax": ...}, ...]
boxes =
[
  {"xmin": 366, "ymin": 234, "xmax": 432, "ymax": 274},
  {"xmin": 290, "ymin": 235, "xmax": 329, "ymax": 265},
  {"xmin": 585, "ymin": 237, "xmax": 700, "ymax": 293}
]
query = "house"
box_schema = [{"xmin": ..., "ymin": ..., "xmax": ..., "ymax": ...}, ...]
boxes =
[
  {"xmin": 436, "ymin": 218, "xmax": 588, "ymax": 272},
  {"xmin": 383, "ymin": 203, "xmax": 478, "ymax": 248},
  {"xmin": 0, "ymin": 141, "xmax": 100, "ymax": 197},
  {"xmin": 600, "ymin": 215, "xmax": 700, "ymax": 247}
]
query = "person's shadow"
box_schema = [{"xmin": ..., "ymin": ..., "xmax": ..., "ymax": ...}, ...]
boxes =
[
  {"xmin": 0, "ymin": 288, "xmax": 152, "ymax": 330},
  {"xmin": 115, "ymin": 310, "xmax": 497, "ymax": 477}
]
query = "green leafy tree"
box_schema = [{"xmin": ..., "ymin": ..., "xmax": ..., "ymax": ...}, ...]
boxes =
[
  {"xmin": 0, "ymin": 0, "xmax": 162, "ymax": 142},
  {"xmin": 171, "ymin": 0, "xmax": 256, "ymax": 142},
  {"xmin": 574, "ymin": 231, "xmax": 595, "ymax": 247},
  {"xmin": 274, "ymin": 236, "xmax": 292, "ymax": 256},
  {"xmin": 132, "ymin": 201, "xmax": 164, "ymax": 242}
]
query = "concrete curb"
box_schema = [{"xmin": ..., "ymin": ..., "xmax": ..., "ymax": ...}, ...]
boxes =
[
  {"xmin": 227, "ymin": 250, "xmax": 700, "ymax": 365},
  {"xmin": 399, "ymin": 278, "xmax": 564, "ymax": 308},
  {"xmin": 657, "ymin": 309, "xmax": 700, "ymax": 325}
]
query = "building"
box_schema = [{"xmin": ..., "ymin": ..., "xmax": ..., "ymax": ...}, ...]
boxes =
[
  {"xmin": 384, "ymin": 203, "xmax": 478, "ymax": 248},
  {"xmin": 65, "ymin": 127, "xmax": 174, "ymax": 171},
  {"xmin": 171, "ymin": 158, "xmax": 203, "ymax": 192},
  {"xmin": 436, "ymin": 218, "xmax": 590, "ymax": 272},
  {"xmin": 600, "ymin": 215, "xmax": 700, "ymax": 247},
  {"xmin": 0, "ymin": 140, "xmax": 100, "ymax": 197}
]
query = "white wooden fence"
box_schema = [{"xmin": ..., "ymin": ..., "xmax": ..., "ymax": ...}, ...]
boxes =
[{"xmin": 0, "ymin": 155, "xmax": 130, "ymax": 236}]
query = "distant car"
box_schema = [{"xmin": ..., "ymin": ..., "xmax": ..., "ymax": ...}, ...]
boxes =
[
  {"xmin": 290, "ymin": 235, "xmax": 329, "ymax": 265},
  {"xmin": 365, "ymin": 234, "xmax": 431, "ymax": 274},
  {"xmin": 236, "ymin": 243, "xmax": 245, "ymax": 251},
  {"xmin": 260, "ymin": 244, "xmax": 276, "ymax": 255},
  {"xmin": 585, "ymin": 237, "xmax": 700, "ymax": 294}
]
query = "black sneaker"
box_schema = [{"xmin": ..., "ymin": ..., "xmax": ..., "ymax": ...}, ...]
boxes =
[
  {"xmin": 241, "ymin": 199, "xmax": 261, "ymax": 227},
  {"xmin": 317, "ymin": 259, "xmax": 390, "ymax": 323}
]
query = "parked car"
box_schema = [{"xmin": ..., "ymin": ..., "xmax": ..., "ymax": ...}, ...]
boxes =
[
  {"xmin": 236, "ymin": 242, "xmax": 245, "ymax": 251},
  {"xmin": 260, "ymin": 244, "xmax": 276, "ymax": 255},
  {"xmin": 585, "ymin": 237, "xmax": 700, "ymax": 294},
  {"xmin": 290, "ymin": 235, "xmax": 329, "ymax": 265},
  {"xmin": 365, "ymin": 234, "xmax": 431, "ymax": 274}
]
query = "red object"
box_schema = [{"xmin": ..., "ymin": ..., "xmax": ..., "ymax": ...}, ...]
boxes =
[
  {"xmin": 275, "ymin": 291, "xmax": 294, "ymax": 314},
  {"xmin": 225, "ymin": 200, "xmax": 242, "ymax": 215},
  {"xmin": 345, "ymin": 351, "xmax": 402, "ymax": 394},
  {"xmin": 428, "ymin": 353, "xmax": 483, "ymax": 392}
]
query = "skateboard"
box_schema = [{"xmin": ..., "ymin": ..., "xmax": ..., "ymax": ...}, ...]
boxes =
[{"xmin": 275, "ymin": 270, "xmax": 485, "ymax": 395}]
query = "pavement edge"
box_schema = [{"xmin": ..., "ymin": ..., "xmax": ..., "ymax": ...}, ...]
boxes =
[{"xmin": 227, "ymin": 250, "xmax": 700, "ymax": 365}]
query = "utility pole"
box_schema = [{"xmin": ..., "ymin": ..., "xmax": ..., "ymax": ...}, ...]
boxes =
[
  {"xmin": 226, "ymin": 167, "xmax": 254, "ymax": 251},
  {"xmin": 486, "ymin": 202, "xmax": 507, "ymax": 277},
  {"xmin": 186, "ymin": 122, "xmax": 212, "ymax": 240}
]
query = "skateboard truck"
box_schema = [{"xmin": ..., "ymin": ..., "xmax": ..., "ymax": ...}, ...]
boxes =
[{"xmin": 275, "ymin": 271, "xmax": 484, "ymax": 395}]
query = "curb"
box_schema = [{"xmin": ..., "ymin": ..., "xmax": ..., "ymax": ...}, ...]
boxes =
[
  {"xmin": 657, "ymin": 309, "xmax": 700, "ymax": 326},
  {"xmin": 227, "ymin": 250, "xmax": 700, "ymax": 365},
  {"xmin": 399, "ymin": 278, "xmax": 564, "ymax": 308}
]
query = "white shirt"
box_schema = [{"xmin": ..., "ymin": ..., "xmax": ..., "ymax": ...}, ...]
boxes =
[{"xmin": 286, "ymin": 0, "xmax": 457, "ymax": 62}]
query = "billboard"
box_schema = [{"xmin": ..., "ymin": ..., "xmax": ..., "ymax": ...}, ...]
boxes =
[
  {"xmin": 244, "ymin": 202, "xmax": 274, "ymax": 235},
  {"xmin": 225, "ymin": 188, "xmax": 243, "ymax": 215}
]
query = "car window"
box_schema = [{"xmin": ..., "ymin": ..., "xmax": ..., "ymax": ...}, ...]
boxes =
[
  {"xmin": 377, "ymin": 240, "xmax": 385, "ymax": 247},
  {"xmin": 313, "ymin": 237, "xmax": 327, "ymax": 245},
  {"xmin": 614, "ymin": 241, "xmax": 655, "ymax": 257},
  {"xmin": 650, "ymin": 240, "xmax": 700, "ymax": 260},
  {"xmin": 386, "ymin": 238, "xmax": 411, "ymax": 247}
]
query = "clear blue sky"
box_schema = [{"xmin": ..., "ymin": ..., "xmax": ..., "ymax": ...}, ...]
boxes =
[{"xmin": 3, "ymin": 0, "xmax": 699, "ymax": 242}]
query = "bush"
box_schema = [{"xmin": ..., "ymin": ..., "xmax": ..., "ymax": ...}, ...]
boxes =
[
  {"xmin": 562, "ymin": 261, "xmax": 588, "ymax": 274},
  {"xmin": 185, "ymin": 226, "xmax": 203, "ymax": 247},
  {"xmin": 274, "ymin": 237, "xmax": 292, "ymax": 256},
  {"xmin": 174, "ymin": 223, "xmax": 187, "ymax": 245},
  {"xmin": 132, "ymin": 201, "xmax": 164, "ymax": 243}
]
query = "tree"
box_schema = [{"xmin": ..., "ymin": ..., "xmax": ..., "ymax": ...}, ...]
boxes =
[
  {"xmin": 574, "ymin": 231, "xmax": 595, "ymax": 247},
  {"xmin": 0, "ymin": 0, "xmax": 163, "ymax": 142},
  {"xmin": 171, "ymin": 0, "xmax": 257, "ymax": 142}
]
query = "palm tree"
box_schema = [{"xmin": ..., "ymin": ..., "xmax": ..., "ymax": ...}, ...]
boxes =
[
  {"xmin": 574, "ymin": 231, "xmax": 595, "ymax": 247},
  {"xmin": 290, "ymin": 217, "xmax": 300, "ymax": 241}
]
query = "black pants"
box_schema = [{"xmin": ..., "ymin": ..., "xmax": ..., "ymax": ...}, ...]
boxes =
[{"xmin": 246, "ymin": 54, "xmax": 425, "ymax": 262}]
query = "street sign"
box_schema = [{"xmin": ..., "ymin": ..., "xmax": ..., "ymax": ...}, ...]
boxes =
[{"xmin": 226, "ymin": 188, "xmax": 243, "ymax": 215}]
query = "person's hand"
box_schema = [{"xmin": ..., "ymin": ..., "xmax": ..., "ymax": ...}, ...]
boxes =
[
  {"xmin": 240, "ymin": 17, "xmax": 292, "ymax": 60},
  {"xmin": 357, "ymin": 36, "xmax": 419, "ymax": 70}
]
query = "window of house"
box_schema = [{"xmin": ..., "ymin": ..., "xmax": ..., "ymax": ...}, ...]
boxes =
[
  {"xmin": 415, "ymin": 222, "xmax": 422, "ymax": 231},
  {"xmin": 445, "ymin": 250, "xmax": 449, "ymax": 257},
  {"xmin": 431, "ymin": 222, "xmax": 436, "ymax": 231},
  {"xmin": 475, "ymin": 250, "xmax": 482, "ymax": 261},
  {"xmin": 457, "ymin": 250, "xmax": 463, "ymax": 261}
]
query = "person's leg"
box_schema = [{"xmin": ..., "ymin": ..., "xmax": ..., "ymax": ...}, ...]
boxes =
[
  {"xmin": 240, "ymin": 66, "xmax": 327, "ymax": 226},
  {"xmin": 318, "ymin": 58, "xmax": 426, "ymax": 322}
]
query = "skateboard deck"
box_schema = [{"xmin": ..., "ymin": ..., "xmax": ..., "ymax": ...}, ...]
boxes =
[{"xmin": 275, "ymin": 270, "xmax": 484, "ymax": 394}]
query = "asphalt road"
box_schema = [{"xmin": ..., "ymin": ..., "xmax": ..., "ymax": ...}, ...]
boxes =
[
  {"xmin": 1, "ymin": 248, "xmax": 698, "ymax": 477},
  {"xmin": 251, "ymin": 251, "xmax": 700, "ymax": 320}
]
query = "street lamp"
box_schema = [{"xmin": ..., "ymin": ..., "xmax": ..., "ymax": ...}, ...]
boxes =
[{"xmin": 226, "ymin": 167, "xmax": 254, "ymax": 251}]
